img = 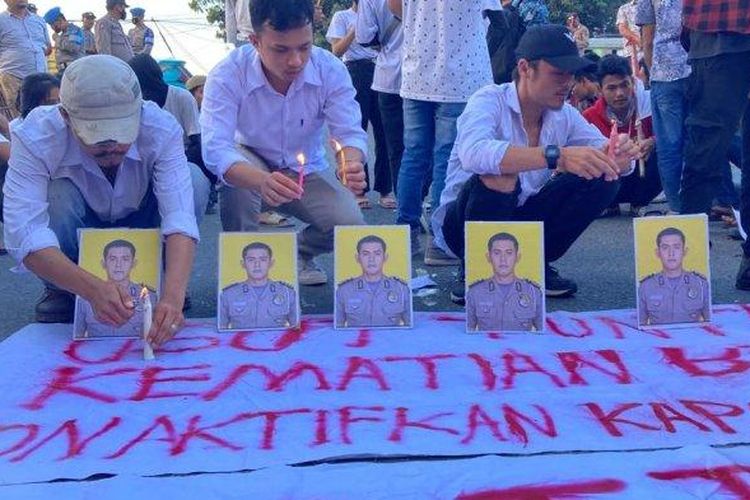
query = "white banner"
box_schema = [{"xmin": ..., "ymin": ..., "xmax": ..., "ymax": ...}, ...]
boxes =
[{"xmin": 2, "ymin": 305, "xmax": 750, "ymax": 487}]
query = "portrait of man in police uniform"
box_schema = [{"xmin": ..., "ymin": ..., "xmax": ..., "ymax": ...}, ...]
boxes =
[
  {"xmin": 638, "ymin": 226, "xmax": 711, "ymax": 326},
  {"xmin": 219, "ymin": 242, "xmax": 299, "ymax": 330},
  {"xmin": 336, "ymin": 234, "xmax": 412, "ymax": 328},
  {"xmin": 466, "ymin": 232, "xmax": 544, "ymax": 332},
  {"xmin": 74, "ymin": 239, "xmax": 157, "ymax": 339}
]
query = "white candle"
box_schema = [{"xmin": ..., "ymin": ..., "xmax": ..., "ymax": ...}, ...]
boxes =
[{"xmin": 141, "ymin": 286, "xmax": 155, "ymax": 361}]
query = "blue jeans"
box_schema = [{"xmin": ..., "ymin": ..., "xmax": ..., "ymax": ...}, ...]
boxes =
[
  {"xmin": 396, "ymin": 99, "xmax": 465, "ymax": 230},
  {"xmin": 650, "ymin": 78, "xmax": 688, "ymax": 213},
  {"xmin": 46, "ymin": 163, "xmax": 210, "ymax": 289}
]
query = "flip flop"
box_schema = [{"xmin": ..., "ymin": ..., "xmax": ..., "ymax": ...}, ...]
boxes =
[
  {"xmin": 259, "ymin": 211, "xmax": 294, "ymax": 227},
  {"xmin": 357, "ymin": 196, "xmax": 372, "ymax": 209},
  {"xmin": 378, "ymin": 195, "xmax": 397, "ymax": 209}
]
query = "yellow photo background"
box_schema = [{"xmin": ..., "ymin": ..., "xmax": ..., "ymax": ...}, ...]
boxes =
[
  {"xmin": 78, "ymin": 229, "xmax": 161, "ymax": 289},
  {"xmin": 335, "ymin": 226, "xmax": 411, "ymax": 284},
  {"xmin": 634, "ymin": 215, "xmax": 709, "ymax": 281},
  {"xmin": 219, "ymin": 232, "xmax": 297, "ymax": 288},
  {"xmin": 466, "ymin": 222, "xmax": 544, "ymax": 286}
]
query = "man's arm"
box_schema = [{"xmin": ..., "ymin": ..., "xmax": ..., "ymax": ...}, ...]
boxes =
[
  {"xmin": 355, "ymin": 0, "xmax": 379, "ymax": 46},
  {"xmin": 143, "ymin": 28, "xmax": 154, "ymax": 55},
  {"xmin": 329, "ymin": 30, "xmax": 356, "ymax": 58},
  {"xmin": 387, "ymin": 0, "xmax": 402, "ymax": 19},
  {"xmin": 323, "ymin": 57, "xmax": 369, "ymax": 194},
  {"xmin": 225, "ymin": 0, "xmax": 238, "ymax": 45},
  {"xmin": 326, "ymin": 12, "xmax": 355, "ymax": 57},
  {"xmin": 95, "ymin": 19, "xmax": 111, "ymax": 54},
  {"xmin": 635, "ymin": 0, "xmax": 656, "ymax": 70}
]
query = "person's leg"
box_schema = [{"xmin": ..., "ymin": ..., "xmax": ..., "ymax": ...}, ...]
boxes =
[
  {"xmin": 682, "ymin": 51, "xmax": 750, "ymax": 215},
  {"xmin": 218, "ymin": 146, "xmax": 269, "ymax": 231},
  {"xmin": 369, "ymin": 85, "xmax": 391, "ymax": 197},
  {"xmin": 431, "ymin": 102, "xmax": 466, "ymax": 212},
  {"xmin": 650, "ymin": 79, "xmax": 687, "ymax": 213},
  {"xmin": 0, "ymin": 73, "xmax": 21, "ymax": 120},
  {"xmin": 348, "ymin": 60, "xmax": 372, "ymax": 195},
  {"xmin": 737, "ymin": 103, "xmax": 750, "ymax": 288},
  {"xmin": 187, "ymin": 162, "xmax": 211, "ymax": 224},
  {"xmin": 715, "ymin": 160, "xmax": 740, "ymax": 209},
  {"xmin": 628, "ymin": 154, "xmax": 664, "ymax": 209},
  {"xmin": 378, "ymin": 92, "xmax": 404, "ymax": 194},
  {"xmin": 281, "ymin": 168, "xmax": 365, "ymax": 284},
  {"xmin": 517, "ymin": 174, "xmax": 620, "ymax": 263},
  {"xmin": 397, "ymin": 99, "xmax": 435, "ymax": 232}
]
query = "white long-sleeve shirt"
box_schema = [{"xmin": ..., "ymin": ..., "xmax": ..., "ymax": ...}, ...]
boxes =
[
  {"xmin": 431, "ymin": 83, "xmax": 608, "ymax": 253},
  {"xmin": 200, "ymin": 44, "xmax": 368, "ymax": 181},
  {"xmin": 355, "ymin": 0, "xmax": 403, "ymax": 95},
  {"xmin": 224, "ymin": 0, "xmax": 253, "ymax": 45},
  {"xmin": 3, "ymin": 102, "xmax": 199, "ymax": 265}
]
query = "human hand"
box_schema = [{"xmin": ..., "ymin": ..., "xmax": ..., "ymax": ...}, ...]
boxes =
[
  {"xmin": 560, "ymin": 146, "xmax": 620, "ymax": 181},
  {"xmin": 340, "ymin": 160, "xmax": 367, "ymax": 195},
  {"xmin": 147, "ymin": 298, "xmax": 185, "ymax": 348},
  {"xmin": 90, "ymin": 281, "xmax": 135, "ymax": 326},
  {"xmin": 260, "ymin": 171, "xmax": 303, "ymax": 207},
  {"xmin": 612, "ymin": 134, "xmax": 642, "ymax": 172}
]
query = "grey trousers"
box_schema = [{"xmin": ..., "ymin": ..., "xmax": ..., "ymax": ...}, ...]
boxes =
[{"xmin": 220, "ymin": 147, "xmax": 365, "ymax": 260}]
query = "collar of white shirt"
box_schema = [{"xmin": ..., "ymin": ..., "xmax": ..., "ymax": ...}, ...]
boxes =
[{"xmin": 244, "ymin": 45, "xmax": 323, "ymax": 95}]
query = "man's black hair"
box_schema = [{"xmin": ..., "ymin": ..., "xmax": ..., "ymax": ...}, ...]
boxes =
[
  {"xmin": 250, "ymin": 0, "xmax": 314, "ymax": 33},
  {"xmin": 103, "ymin": 239, "xmax": 136, "ymax": 259},
  {"xmin": 656, "ymin": 227, "xmax": 686, "ymax": 247},
  {"xmin": 357, "ymin": 235, "xmax": 387, "ymax": 253},
  {"xmin": 487, "ymin": 232, "xmax": 519, "ymax": 252},
  {"xmin": 19, "ymin": 73, "xmax": 59, "ymax": 119},
  {"xmin": 596, "ymin": 54, "xmax": 631, "ymax": 85},
  {"xmin": 242, "ymin": 242, "xmax": 273, "ymax": 259}
]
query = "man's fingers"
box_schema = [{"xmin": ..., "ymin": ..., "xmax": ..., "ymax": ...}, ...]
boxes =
[
  {"xmin": 117, "ymin": 286, "xmax": 135, "ymax": 309},
  {"xmin": 271, "ymin": 180, "xmax": 302, "ymax": 201},
  {"xmin": 274, "ymin": 173, "xmax": 303, "ymax": 195}
]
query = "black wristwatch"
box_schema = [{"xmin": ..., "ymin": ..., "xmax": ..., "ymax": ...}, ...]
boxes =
[{"xmin": 544, "ymin": 145, "xmax": 561, "ymax": 170}]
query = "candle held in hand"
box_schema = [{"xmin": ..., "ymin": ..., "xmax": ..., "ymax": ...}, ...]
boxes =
[
  {"xmin": 635, "ymin": 120, "xmax": 646, "ymax": 178},
  {"xmin": 140, "ymin": 286, "xmax": 155, "ymax": 361},
  {"xmin": 331, "ymin": 139, "xmax": 348, "ymax": 186},
  {"xmin": 608, "ymin": 119, "xmax": 618, "ymax": 160},
  {"xmin": 296, "ymin": 152, "xmax": 306, "ymax": 190}
]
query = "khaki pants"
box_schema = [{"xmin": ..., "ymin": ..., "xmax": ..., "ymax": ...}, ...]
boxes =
[
  {"xmin": 0, "ymin": 73, "xmax": 22, "ymax": 120},
  {"xmin": 220, "ymin": 146, "xmax": 365, "ymax": 260}
]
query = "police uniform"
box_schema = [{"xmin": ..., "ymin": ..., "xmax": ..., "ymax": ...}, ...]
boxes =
[
  {"xmin": 83, "ymin": 27, "xmax": 96, "ymax": 54},
  {"xmin": 128, "ymin": 25, "xmax": 154, "ymax": 56},
  {"xmin": 53, "ymin": 24, "xmax": 85, "ymax": 72},
  {"xmin": 95, "ymin": 15, "xmax": 134, "ymax": 62},
  {"xmin": 219, "ymin": 280, "xmax": 298, "ymax": 329},
  {"xmin": 638, "ymin": 271, "xmax": 710, "ymax": 325},
  {"xmin": 466, "ymin": 277, "xmax": 543, "ymax": 332},
  {"xmin": 336, "ymin": 276, "xmax": 411, "ymax": 328},
  {"xmin": 73, "ymin": 282, "xmax": 157, "ymax": 338}
]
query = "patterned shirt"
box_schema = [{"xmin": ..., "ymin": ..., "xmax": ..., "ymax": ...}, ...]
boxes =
[
  {"xmin": 616, "ymin": 0, "xmax": 640, "ymax": 57},
  {"xmin": 635, "ymin": 0, "xmax": 691, "ymax": 82},
  {"xmin": 683, "ymin": 0, "xmax": 750, "ymax": 34},
  {"xmin": 517, "ymin": 0, "xmax": 549, "ymax": 27}
]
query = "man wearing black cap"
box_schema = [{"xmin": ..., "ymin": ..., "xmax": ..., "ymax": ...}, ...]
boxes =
[
  {"xmin": 431, "ymin": 25, "xmax": 640, "ymax": 304},
  {"xmin": 95, "ymin": 0, "xmax": 134, "ymax": 62}
]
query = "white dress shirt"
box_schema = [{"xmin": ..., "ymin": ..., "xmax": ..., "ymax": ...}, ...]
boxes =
[
  {"xmin": 326, "ymin": 8, "xmax": 377, "ymax": 63},
  {"xmin": 164, "ymin": 85, "xmax": 201, "ymax": 143},
  {"xmin": 355, "ymin": 0, "xmax": 403, "ymax": 94},
  {"xmin": 431, "ymin": 83, "xmax": 608, "ymax": 254},
  {"xmin": 400, "ymin": 0, "xmax": 496, "ymax": 103},
  {"xmin": 224, "ymin": 0, "xmax": 253, "ymax": 44},
  {"xmin": 200, "ymin": 44, "xmax": 368, "ymax": 181},
  {"xmin": 3, "ymin": 102, "xmax": 200, "ymax": 265}
]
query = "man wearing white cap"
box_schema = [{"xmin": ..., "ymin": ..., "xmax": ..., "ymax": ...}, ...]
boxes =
[{"xmin": 3, "ymin": 55, "xmax": 209, "ymax": 347}]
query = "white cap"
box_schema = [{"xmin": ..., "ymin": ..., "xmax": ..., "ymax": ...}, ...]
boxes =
[{"xmin": 59, "ymin": 55, "xmax": 143, "ymax": 145}]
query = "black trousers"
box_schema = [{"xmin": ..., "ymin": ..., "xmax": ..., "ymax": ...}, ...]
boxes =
[
  {"xmin": 377, "ymin": 91, "xmax": 404, "ymax": 193},
  {"xmin": 347, "ymin": 59, "xmax": 390, "ymax": 196},
  {"xmin": 682, "ymin": 49, "xmax": 750, "ymax": 222},
  {"xmin": 612, "ymin": 152, "xmax": 662, "ymax": 207},
  {"xmin": 442, "ymin": 174, "xmax": 620, "ymax": 263}
]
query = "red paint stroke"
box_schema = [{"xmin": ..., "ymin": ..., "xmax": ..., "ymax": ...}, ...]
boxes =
[
  {"xmin": 387, "ymin": 407, "xmax": 459, "ymax": 442},
  {"xmin": 346, "ymin": 329, "xmax": 372, "ymax": 348},
  {"xmin": 583, "ymin": 402, "xmax": 660, "ymax": 437},
  {"xmin": 649, "ymin": 465, "xmax": 750, "ymax": 497},
  {"xmin": 557, "ymin": 349, "xmax": 633, "ymax": 385},
  {"xmin": 338, "ymin": 406, "xmax": 385, "ymax": 445},
  {"xmin": 545, "ymin": 317, "xmax": 594, "ymax": 338},
  {"xmin": 467, "ymin": 353, "xmax": 497, "ymax": 391},
  {"xmin": 336, "ymin": 357, "xmax": 391, "ymax": 391},
  {"xmin": 502, "ymin": 350, "xmax": 566, "ymax": 389},
  {"xmin": 381, "ymin": 354, "xmax": 456, "ymax": 390},
  {"xmin": 457, "ymin": 478, "xmax": 627, "ymax": 499},
  {"xmin": 230, "ymin": 319, "xmax": 313, "ymax": 352},
  {"xmin": 0, "ymin": 424, "xmax": 39, "ymax": 457},
  {"xmin": 503, "ymin": 404, "xmax": 558, "ymax": 445},
  {"xmin": 460, "ymin": 404, "xmax": 507, "ymax": 445},
  {"xmin": 130, "ymin": 365, "xmax": 212, "ymax": 401},
  {"xmin": 661, "ymin": 346, "xmax": 750, "ymax": 377},
  {"xmin": 64, "ymin": 339, "xmax": 138, "ymax": 365},
  {"xmin": 10, "ymin": 417, "xmax": 121, "ymax": 462},
  {"xmin": 203, "ymin": 361, "xmax": 331, "ymax": 401}
]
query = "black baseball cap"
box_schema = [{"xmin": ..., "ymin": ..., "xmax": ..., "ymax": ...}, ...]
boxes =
[{"xmin": 515, "ymin": 24, "xmax": 595, "ymax": 74}]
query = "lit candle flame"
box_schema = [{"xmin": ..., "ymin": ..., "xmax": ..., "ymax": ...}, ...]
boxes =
[
  {"xmin": 331, "ymin": 140, "xmax": 347, "ymax": 185},
  {"xmin": 139, "ymin": 286, "xmax": 148, "ymax": 301},
  {"xmin": 296, "ymin": 153, "xmax": 306, "ymax": 165},
  {"xmin": 331, "ymin": 140, "xmax": 343, "ymax": 153}
]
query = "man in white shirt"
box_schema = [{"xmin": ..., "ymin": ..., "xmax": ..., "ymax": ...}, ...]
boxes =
[
  {"xmin": 388, "ymin": 0, "xmax": 498, "ymax": 265},
  {"xmin": 225, "ymin": 0, "xmax": 253, "ymax": 47},
  {"xmin": 356, "ymin": 0, "xmax": 403, "ymax": 210},
  {"xmin": 201, "ymin": 0, "xmax": 368, "ymax": 286},
  {"xmin": 327, "ymin": 1, "xmax": 390, "ymax": 209},
  {"xmin": 431, "ymin": 25, "xmax": 640, "ymax": 304},
  {"xmin": 3, "ymin": 56, "xmax": 210, "ymax": 346}
]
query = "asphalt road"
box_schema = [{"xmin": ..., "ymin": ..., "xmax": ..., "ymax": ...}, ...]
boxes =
[{"xmin": 1, "ymin": 192, "xmax": 749, "ymax": 341}]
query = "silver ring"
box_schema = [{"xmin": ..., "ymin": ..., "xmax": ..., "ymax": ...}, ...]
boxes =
[{"xmin": 170, "ymin": 323, "xmax": 179, "ymax": 331}]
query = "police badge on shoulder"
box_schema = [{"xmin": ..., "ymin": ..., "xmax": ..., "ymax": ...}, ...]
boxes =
[{"xmin": 465, "ymin": 222, "xmax": 546, "ymax": 335}]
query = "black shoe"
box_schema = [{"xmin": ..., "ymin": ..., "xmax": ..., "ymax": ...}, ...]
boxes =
[
  {"xmin": 450, "ymin": 264, "xmax": 466, "ymax": 305},
  {"xmin": 736, "ymin": 256, "xmax": 750, "ymax": 290},
  {"xmin": 182, "ymin": 294, "xmax": 192, "ymax": 312},
  {"xmin": 545, "ymin": 265, "xmax": 578, "ymax": 298},
  {"xmin": 35, "ymin": 288, "xmax": 75, "ymax": 323}
]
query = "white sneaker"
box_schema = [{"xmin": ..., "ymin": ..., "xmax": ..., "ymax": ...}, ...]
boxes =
[{"xmin": 299, "ymin": 258, "xmax": 327, "ymax": 286}]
